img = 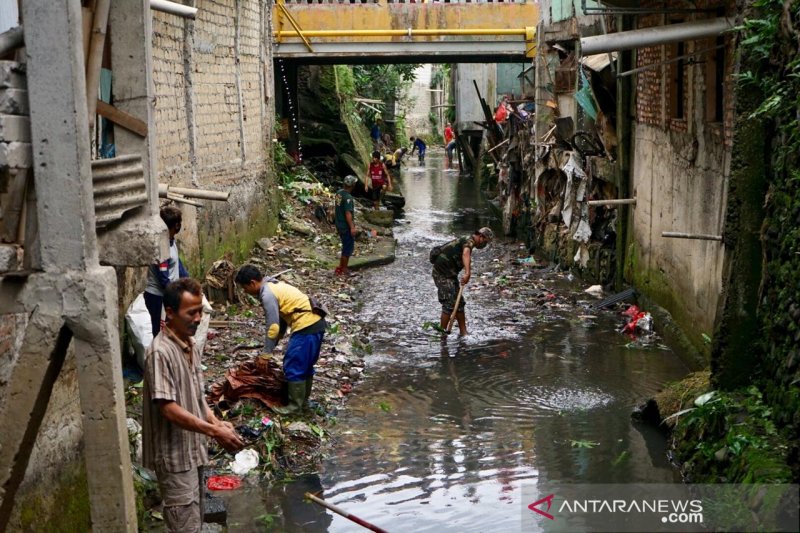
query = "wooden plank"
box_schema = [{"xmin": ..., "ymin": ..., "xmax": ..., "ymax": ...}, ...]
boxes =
[{"xmin": 95, "ymin": 100, "xmax": 147, "ymax": 137}]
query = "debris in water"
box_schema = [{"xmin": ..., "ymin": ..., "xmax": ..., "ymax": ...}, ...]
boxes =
[
  {"xmin": 230, "ymin": 449, "xmax": 260, "ymax": 475},
  {"xmin": 207, "ymin": 475, "xmax": 242, "ymax": 491}
]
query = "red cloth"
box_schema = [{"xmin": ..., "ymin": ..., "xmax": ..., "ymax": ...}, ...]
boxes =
[
  {"xmin": 494, "ymin": 104, "xmax": 508, "ymax": 123},
  {"xmin": 207, "ymin": 475, "xmax": 242, "ymax": 491},
  {"xmin": 444, "ymin": 126, "xmax": 454, "ymax": 144}
]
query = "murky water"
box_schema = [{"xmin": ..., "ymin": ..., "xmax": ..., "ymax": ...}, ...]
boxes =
[{"xmin": 233, "ymin": 153, "xmax": 690, "ymax": 532}]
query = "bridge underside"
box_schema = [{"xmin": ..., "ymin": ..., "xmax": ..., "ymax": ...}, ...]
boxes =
[
  {"xmin": 273, "ymin": 42, "xmax": 531, "ymax": 64},
  {"xmin": 273, "ymin": 3, "xmax": 539, "ymax": 63}
]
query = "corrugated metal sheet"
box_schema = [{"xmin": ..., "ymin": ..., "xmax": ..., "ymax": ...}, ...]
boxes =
[{"xmin": 92, "ymin": 154, "xmax": 147, "ymax": 227}]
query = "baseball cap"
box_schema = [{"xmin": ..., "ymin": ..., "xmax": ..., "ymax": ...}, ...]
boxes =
[
  {"xmin": 477, "ymin": 227, "xmax": 494, "ymax": 241},
  {"xmin": 344, "ymin": 175, "xmax": 358, "ymax": 186}
]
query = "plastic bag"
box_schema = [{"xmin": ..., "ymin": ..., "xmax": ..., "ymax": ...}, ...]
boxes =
[
  {"xmin": 207, "ymin": 475, "xmax": 242, "ymax": 491},
  {"xmin": 230, "ymin": 449, "xmax": 260, "ymax": 476}
]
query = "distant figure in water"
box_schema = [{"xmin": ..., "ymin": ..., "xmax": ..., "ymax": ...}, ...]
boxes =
[{"xmin": 429, "ymin": 227, "xmax": 494, "ymax": 335}]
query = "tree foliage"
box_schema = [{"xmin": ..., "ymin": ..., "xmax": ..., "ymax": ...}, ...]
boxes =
[{"xmin": 351, "ymin": 64, "xmax": 420, "ymax": 104}]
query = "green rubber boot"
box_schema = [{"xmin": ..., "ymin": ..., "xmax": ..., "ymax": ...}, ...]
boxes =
[
  {"xmin": 304, "ymin": 375, "xmax": 314, "ymax": 405},
  {"xmin": 274, "ymin": 381, "xmax": 306, "ymax": 416}
]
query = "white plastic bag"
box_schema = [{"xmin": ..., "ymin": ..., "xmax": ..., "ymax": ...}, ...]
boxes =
[
  {"xmin": 230, "ymin": 449, "xmax": 259, "ymax": 475},
  {"xmin": 125, "ymin": 294, "xmax": 153, "ymax": 370}
]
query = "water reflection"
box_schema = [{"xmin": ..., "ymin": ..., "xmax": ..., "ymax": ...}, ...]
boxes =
[{"xmin": 251, "ymin": 152, "xmax": 689, "ymax": 532}]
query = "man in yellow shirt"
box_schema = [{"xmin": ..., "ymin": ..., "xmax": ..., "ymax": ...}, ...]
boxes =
[{"xmin": 235, "ymin": 265, "xmax": 326, "ymax": 415}]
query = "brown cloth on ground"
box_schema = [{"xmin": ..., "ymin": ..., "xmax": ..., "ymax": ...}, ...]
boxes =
[{"xmin": 207, "ymin": 360, "xmax": 285, "ymax": 409}]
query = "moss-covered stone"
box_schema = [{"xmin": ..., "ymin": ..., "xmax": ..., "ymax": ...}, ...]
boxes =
[{"xmin": 13, "ymin": 460, "xmax": 91, "ymax": 532}]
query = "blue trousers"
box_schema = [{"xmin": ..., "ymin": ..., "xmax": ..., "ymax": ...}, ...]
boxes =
[{"xmin": 284, "ymin": 331, "xmax": 325, "ymax": 382}]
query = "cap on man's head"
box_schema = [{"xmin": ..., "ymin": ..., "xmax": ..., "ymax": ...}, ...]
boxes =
[
  {"xmin": 477, "ymin": 227, "xmax": 494, "ymax": 241},
  {"xmin": 344, "ymin": 175, "xmax": 358, "ymax": 186}
]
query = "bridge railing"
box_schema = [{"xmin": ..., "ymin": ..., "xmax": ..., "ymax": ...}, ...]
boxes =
[{"xmin": 282, "ymin": 0, "xmax": 526, "ymax": 4}]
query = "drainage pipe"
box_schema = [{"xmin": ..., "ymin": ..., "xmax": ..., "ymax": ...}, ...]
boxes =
[
  {"xmin": 150, "ymin": 0, "xmax": 197, "ymax": 19},
  {"xmin": 580, "ymin": 17, "xmax": 733, "ymax": 55}
]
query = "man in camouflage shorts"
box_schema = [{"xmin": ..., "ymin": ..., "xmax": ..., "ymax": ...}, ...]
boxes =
[{"xmin": 430, "ymin": 227, "xmax": 494, "ymax": 335}]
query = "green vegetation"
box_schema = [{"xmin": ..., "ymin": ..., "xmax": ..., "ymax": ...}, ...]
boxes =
[
  {"xmin": 16, "ymin": 461, "xmax": 91, "ymax": 531},
  {"xmin": 670, "ymin": 386, "xmax": 792, "ymax": 483}
]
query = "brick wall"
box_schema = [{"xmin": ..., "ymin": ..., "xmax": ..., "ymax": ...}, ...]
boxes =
[
  {"xmin": 150, "ymin": 0, "xmax": 275, "ymax": 267},
  {"xmin": 628, "ymin": 2, "xmax": 739, "ymax": 353}
]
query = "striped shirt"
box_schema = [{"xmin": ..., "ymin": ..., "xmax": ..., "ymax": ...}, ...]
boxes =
[{"xmin": 142, "ymin": 327, "xmax": 209, "ymax": 473}]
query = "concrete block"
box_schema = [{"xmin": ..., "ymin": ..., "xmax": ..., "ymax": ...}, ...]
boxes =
[
  {"xmin": 0, "ymin": 89, "xmax": 29, "ymax": 115},
  {"xmin": 0, "ymin": 244, "xmax": 21, "ymax": 272},
  {"xmin": 0, "ymin": 116, "xmax": 31, "ymax": 142},
  {"xmin": 0, "ymin": 142, "xmax": 33, "ymax": 169},
  {"xmin": 0, "ymin": 61, "xmax": 26, "ymax": 89}
]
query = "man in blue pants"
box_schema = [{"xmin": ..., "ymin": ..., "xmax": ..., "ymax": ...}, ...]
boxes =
[{"xmin": 235, "ymin": 265, "xmax": 326, "ymax": 415}]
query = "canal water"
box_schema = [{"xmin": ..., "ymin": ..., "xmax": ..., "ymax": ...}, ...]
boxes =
[{"xmin": 240, "ymin": 152, "xmax": 691, "ymax": 532}]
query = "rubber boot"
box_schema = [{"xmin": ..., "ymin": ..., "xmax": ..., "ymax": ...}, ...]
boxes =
[
  {"xmin": 304, "ymin": 375, "xmax": 314, "ymax": 405},
  {"xmin": 274, "ymin": 381, "xmax": 306, "ymax": 415}
]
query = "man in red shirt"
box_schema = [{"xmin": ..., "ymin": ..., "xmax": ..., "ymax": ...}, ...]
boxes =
[{"xmin": 444, "ymin": 122, "xmax": 456, "ymax": 166}]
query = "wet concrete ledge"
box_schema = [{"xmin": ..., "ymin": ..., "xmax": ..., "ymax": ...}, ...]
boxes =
[{"xmin": 297, "ymin": 236, "xmax": 396, "ymax": 271}]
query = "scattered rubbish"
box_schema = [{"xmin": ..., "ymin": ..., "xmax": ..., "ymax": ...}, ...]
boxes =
[
  {"xmin": 694, "ymin": 391, "xmax": 717, "ymax": 407},
  {"xmin": 207, "ymin": 475, "xmax": 242, "ymax": 491},
  {"xmin": 261, "ymin": 416, "xmax": 274, "ymax": 428},
  {"xmin": 230, "ymin": 449, "xmax": 260, "ymax": 475},
  {"xmin": 570, "ymin": 439, "xmax": 599, "ymax": 449},
  {"xmin": 516, "ymin": 256, "xmax": 537, "ymax": 265},
  {"xmin": 584, "ymin": 284, "xmax": 603, "ymax": 298},
  {"xmin": 235, "ymin": 425, "xmax": 263, "ymax": 441},
  {"xmin": 592, "ymin": 287, "xmax": 636, "ymax": 310},
  {"xmin": 208, "ymin": 360, "xmax": 285, "ymax": 409},
  {"xmin": 621, "ymin": 305, "xmax": 653, "ymax": 335},
  {"xmin": 204, "ymin": 259, "xmax": 237, "ymax": 305}
]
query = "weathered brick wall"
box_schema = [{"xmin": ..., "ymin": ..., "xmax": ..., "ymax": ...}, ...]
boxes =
[
  {"xmin": 628, "ymin": 3, "xmax": 738, "ymax": 354},
  {"xmin": 151, "ymin": 0, "xmax": 276, "ymax": 271}
]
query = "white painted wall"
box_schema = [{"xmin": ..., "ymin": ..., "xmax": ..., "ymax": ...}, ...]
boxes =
[
  {"xmin": 405, "ymin": 64, "xmax": 433, "ymax": 138},
  {"xmin": 454, "ymin": 63, "xmax": 497, "ymax": 131}
]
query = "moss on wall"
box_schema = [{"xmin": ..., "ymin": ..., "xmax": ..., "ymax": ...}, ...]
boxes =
[
  {"xmin": 13, "ymin": 460, "xmax": 91, "ymax": 532},
  {"xmin": 192, "ymin": 184, "xmax": 281, "ymax": 275}
]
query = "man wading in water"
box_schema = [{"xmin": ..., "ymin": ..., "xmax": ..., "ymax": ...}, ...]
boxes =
[{"xmin": 430, "ymin": 227, "xmax": 494, "ymax": 335}]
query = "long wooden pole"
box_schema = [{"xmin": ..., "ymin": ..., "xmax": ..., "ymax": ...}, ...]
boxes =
[
  {"xmin": 85, "ymin": 0, "xmax": 111, "ymax": 131},
  {"xmin": 304, "ymin": 493, "xmax": 389, "ymax": 533},
  {"xmin": 446, "ymin": 284, "xmax": 464, "ymax": 334}
]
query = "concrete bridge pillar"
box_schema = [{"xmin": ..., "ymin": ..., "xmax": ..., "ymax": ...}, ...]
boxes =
[{"xmin": 0, "ymin": 0, "xmax": 137, "ymax": 530}]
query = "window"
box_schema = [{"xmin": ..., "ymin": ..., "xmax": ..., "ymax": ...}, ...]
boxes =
[
  {"xmin": 669, "ymin": 41, "xmax": 686, "ymax": 120},
  {"xmin": 705, "ymin": 36, "xmax": 725, "ymax": 122}
]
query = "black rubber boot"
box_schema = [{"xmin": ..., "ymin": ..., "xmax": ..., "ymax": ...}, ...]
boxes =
[
  {"xmin": 274, "ymin": 381, "xmax": 306, "ymax": 415},
  {"xmin": 304, "ymin": 375, "xmax": 314, "ymax": 405}
]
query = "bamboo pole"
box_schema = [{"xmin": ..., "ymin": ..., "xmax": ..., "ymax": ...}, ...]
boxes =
[
  {"xmin": 85, "ymin": 0, "xmax": 111, "ymax": 131},
  {"xmin": 487, "ymin": 138, "xmax": 509, "ymax": 154},
  {"xmin": 446, "ymin": 285, "xmax": 464, "ymax": 334},
  {"xmin": 166, "ymin": 193, "xmax": 203, "ymax": 208},
  {"xmin": 2, "ymin": 169, "xmax": 28, "ymax": 242},
  {"xmin": 158, "ymin": 184, "xmax": 230, "ymax": 201},
  {"xmin": 661, "ymin": 231, "xmax": 723, "ymax": 241},
  {"xmin": 587, "ymin": 198, "xmax": 637, "ymax": 206},
  {"xmin": 304, "ymin": 493, "xmax": 389, "ymax": 533}
]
